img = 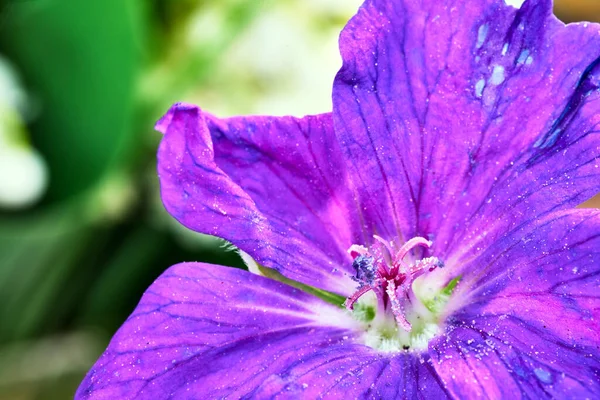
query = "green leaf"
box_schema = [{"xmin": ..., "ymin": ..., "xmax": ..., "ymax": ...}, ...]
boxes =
[
  {"xmin": 0, "ymin": 204, "xmax": 91, "ymax": 342},
  {"xmin": 0, "ymin": 0, "xmax": 147, "ymax": 202}
]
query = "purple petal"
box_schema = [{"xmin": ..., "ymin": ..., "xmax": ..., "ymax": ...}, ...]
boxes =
[
  {"xmin": 431, "ymin": 209, "xmax": 600, "ymax": 398},
  {"xmin": 333, "ymin": 0, "xmax": 600, "ymax": 260},
  {"xmin": 156, "ymin": 104, "xmax": 360, "ymax": 293},
  {"xmin": 76, "ymin": 264, "xmax": 449, "ymax": 399}
]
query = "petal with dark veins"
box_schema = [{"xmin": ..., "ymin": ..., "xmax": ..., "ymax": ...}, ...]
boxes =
[
  {"xmin": 333, "ymin": 0, "xmax": 600, "ymax": 261},
  {"xmin": 157, "ymin": 104, "xmax": 360, "ymax": 293},
  {"xmin": 431, "ymin": 209, "xmax": 600, "ymax": 398},
  {"xmin": 76, "ymin": 264, "xmax": 451, "ymax": 399}
]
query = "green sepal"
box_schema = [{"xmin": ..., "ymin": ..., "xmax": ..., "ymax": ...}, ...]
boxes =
[
  {"xmin": 441, "ymin": 275, "xmax": 461, "ymax": 297},
  {"xmin": 257, "ymin": 264, "xmax": 346, "ymax": 308}
]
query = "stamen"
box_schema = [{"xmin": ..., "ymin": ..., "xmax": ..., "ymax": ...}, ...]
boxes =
[
  {"xmin": 386, "ymin": 280, "xmax": 412, "ymax": 331},
  {"xmin": 344, "ymin": 285, "xmax": 374, "ymax": 310},
  {"xmin": 390, "ymin": 237, "xmax": 432, "ymax": 275},
  {"xmin": 352, "ymin": 255, "xmax": 377, "ymax": 286},
  {"xmin": 348, "ymin": 244, "xmax": 369, "ymax": 258},
  {"xmin": 345, "ymin": 236, "xmax": 443, "ymax": 336},
  {"xmin": 394, "ymin": 236, "xmax": 431, "ymax": 262},
  {"xmin": 373, "ymin": 234, "xmax": 395, "ymax": 257},
  {"xmin": 413, "ymin": 256, "xmax": 443, "ymax": 273}
]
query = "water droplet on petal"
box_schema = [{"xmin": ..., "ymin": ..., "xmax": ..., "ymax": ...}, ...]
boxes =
[{"xmin": 534, "ymin": 368, "xmax": 552, "ymax": 384}]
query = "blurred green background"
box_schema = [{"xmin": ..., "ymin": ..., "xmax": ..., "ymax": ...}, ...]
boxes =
[{"xmin": 0, "ymin": 1, "xmax": 598, "ymax": 399}]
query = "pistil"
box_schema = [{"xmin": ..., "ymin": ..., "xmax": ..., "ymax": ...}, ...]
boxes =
[{"xmin": 345, "ymin": 235, "xmax": 442, "ymax": 332}]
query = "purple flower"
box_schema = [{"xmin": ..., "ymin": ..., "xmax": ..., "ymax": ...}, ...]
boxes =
[{"xmin": 77, "ymin": 0, "xmax": 600, "ymax": 398}]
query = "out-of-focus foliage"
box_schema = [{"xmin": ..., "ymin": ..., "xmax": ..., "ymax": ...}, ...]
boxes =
[
  {"xmin": 0, "ymin": 1, "xmax": 362, "ymax": 398},
  {"xmin": 0, "ymin": 0, "xmax": 597, "ymax": 399}
]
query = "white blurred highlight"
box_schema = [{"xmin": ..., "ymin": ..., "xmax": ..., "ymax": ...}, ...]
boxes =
[
  {"xmin": 0, "ymin": 145, "xmax": 48, "ymax": 209},
  {"xmin": 0, "ymin": 55, "xmax": 48, "ymax": 209},
  {"xmin": 504, "ymin": 0, "xmax": 526, "ymax": 8}
]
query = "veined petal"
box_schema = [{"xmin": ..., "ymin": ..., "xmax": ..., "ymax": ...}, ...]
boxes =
[
  {"xmin": 431, "ymin": 209, "xmax": 600, "ymax": 398},
  {"xmin": 75, "ymin": 264, "xmax": 449, "ymax": 399},
  {"xmin": 333, "ymin": 0, "xmax": 600, "ymax": 260},
  {"xmin": 156, "ymin": 104, "xmax": 359, "ymax": 293}
]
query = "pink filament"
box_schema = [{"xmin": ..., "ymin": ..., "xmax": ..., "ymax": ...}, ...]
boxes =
[
  {"xmin": 344, "ymin": 284, "xmax": 374, "ymax": 310},
  {"xmin": 390, "ymin": 237, "xmax": 432, "ymax": 275}
]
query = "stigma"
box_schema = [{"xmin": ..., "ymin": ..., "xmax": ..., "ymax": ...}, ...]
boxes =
[{"xmin": 344, "ymin": 235, "xmax": 443, "ymax": 332}]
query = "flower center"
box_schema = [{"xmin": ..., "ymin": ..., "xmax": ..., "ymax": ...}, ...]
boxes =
[{"xmin": 345, "ymin": 235, "xmax": 453, "ymax": 352}]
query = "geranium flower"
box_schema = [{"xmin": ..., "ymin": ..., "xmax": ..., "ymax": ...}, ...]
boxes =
[{"xmin": 77, "ymin": 0, "xmax": 600, "ymax": 398}]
